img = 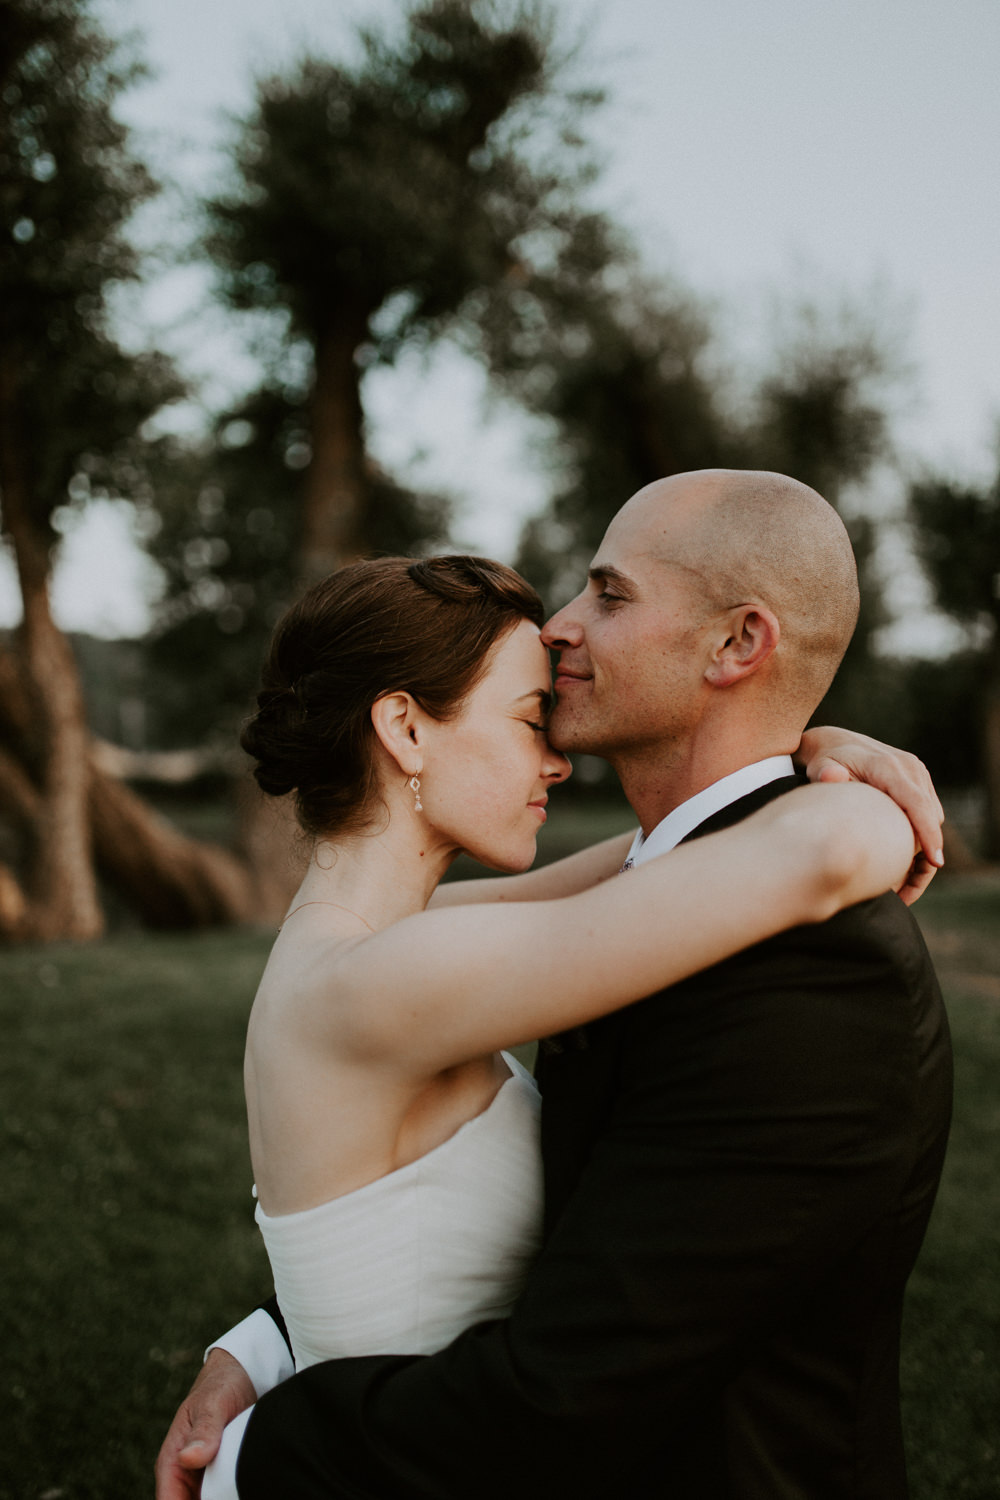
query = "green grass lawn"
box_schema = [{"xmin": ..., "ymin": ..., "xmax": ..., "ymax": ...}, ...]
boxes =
[
  {"xmin": 0, "ymin": 931, "xmax": 274, "ymax": 1500},
  {"xmin": 898, "ymin": 876, "xmax": 1000, "ymax": 1497},
  {"xmin": 0, "ymin": 873, "xmax": 997, "ymax": 1499}
]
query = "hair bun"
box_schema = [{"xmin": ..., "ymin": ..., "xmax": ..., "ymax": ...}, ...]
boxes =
[
  {"xmin": 240, "ymin": 684, "xmax": 307, "ymax": 798},
  {"xmin": 257, "ymin": 685, "xmax": 299, "ymax": 717}
]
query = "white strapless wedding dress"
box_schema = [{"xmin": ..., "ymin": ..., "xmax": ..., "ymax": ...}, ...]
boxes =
[{"xmin": 203, "ymin": 1054, "xmax": 542, "ymax": 1499}]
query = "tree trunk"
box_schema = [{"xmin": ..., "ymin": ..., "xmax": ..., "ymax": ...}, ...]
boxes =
[
  {"xmin": 0, "ymin": 861, "xmax": 28, "ymax": 936},
  {"xmin": 0, "ymin": 738, "xmax": 38, "ymax": 938},
  {"xmin": 300, "ymin": 308, "xmax": 373, "ymax": 583},
  {"xmin": 982, "ymin": 625, "xmax": 1000, "ymax": 860},
  {"xmin": 0, "ymin": 647, "xmax": 300, "ymax": 935},
  {"xmin": 0, "ymin": 354, "xmax": 103, "ymax": 940},
  {"xmin": 0, "ymin": 741, "xmax": 42, "ymax": 827},
  {"xmin": 87, "ymin": 769, "xmax": 278, "ymax": 929}
]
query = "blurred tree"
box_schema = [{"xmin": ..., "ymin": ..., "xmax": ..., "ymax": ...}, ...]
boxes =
[
  {"xmin": 897, "ymin": 653, "xmax": 983, "ymax": 785},
  {"xmin": 0, "ymin": 0, "xmax": 165, "ymax": 937},
  {"xmin": 514, "ymin": 286, "xmax": 903, "ymax": 628},
  {"xmin": 142, "ymin": 386, "xmax": 451, "ymax": 744},
  {"xmin": 0, "ymin": 0, "xmax": 269, "ymax": 938},
  {"xmin": 511, "ymin": 264, "xmax": 735, "ymax": 603},
  {"xmin": 746, "ymin": 295, "xmax": 900, "ymax": 681},
  {"xmin": 204, "ymin": 0, "xmax": 607, "ymax": 584},
  {"xmin": 740, "ymin": 295, "xmax": 909, "ymax": 740},
  {"xmin": 909, "ymin": 463, "xmax": 1000, "ymax": 856}
]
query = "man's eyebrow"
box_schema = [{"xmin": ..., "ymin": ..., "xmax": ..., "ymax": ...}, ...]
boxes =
[{"xmin": 588, "ymin": 564, "xmax": 636, "ymax": 593}]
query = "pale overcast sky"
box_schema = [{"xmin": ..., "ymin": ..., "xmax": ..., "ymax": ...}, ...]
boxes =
[{"xmin": 2, "ymin": 0, "xmax": 998, "ymax": 640}]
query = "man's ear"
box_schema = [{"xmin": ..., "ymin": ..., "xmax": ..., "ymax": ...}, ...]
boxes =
[
  {"xmin": 370, "ymin": 692, "xmax": 423, "ymax": 775},
  {"xmin": 704, "ymin": 605, "xmax": 780, "ymax": 687}
]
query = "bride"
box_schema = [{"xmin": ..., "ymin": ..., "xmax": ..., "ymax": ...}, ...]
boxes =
[{"xmin": 161, "ymin": 553, "xmax": 929, "ymax": 1499}]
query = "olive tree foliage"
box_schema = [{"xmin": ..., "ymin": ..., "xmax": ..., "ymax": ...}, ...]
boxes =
[
  {"xmin": 198, "ymin": 0, "xmax": 609, "ymax": 585},
  {"xmin": 0, "ymin": 0, "xmax": 178, "ymax": 569},
  {"xmin": 0, "ymin": 0, "xmax": 276, "ymax": 940},
  {"xmin": 909, "ymin": 460, "xmax": 1000, "ymax": 855}
]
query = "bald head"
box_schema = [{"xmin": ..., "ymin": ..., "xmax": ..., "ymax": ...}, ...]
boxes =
[{"xmin": 613, "ymin": 469, "xmax": 860, "ymax": 715}]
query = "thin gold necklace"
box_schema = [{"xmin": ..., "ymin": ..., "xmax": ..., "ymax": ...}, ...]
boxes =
[{"xmin": 278, "ymin": 900, "xmax": 377, "ymax": 934}]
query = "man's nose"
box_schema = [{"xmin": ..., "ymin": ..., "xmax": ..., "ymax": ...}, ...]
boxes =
[{"xmin": 541, "ymin": 601, "xmax": 582, "ymax": 648}]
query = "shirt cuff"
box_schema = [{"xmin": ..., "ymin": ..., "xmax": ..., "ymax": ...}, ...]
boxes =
[{"xmin": 206, "ymin": 1308, "xmax": 295, "ymax": 1398}]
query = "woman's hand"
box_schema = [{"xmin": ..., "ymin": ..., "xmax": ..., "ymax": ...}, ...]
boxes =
[{"xmin": 796, "ymin": 727, "xmax": 944, "ymax": 904}]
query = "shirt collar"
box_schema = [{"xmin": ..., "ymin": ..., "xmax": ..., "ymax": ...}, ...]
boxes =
[{"xmin": 622, "ymin": 755, "xmax": 796, "ymax": 869}]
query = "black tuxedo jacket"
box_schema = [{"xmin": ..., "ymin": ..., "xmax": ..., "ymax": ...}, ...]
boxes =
[{"xmin": 238, "ymin": 777, "xmax": 952, "ymax": 1498}]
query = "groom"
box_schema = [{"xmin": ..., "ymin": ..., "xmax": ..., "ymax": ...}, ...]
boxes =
[{"xmin": 160, "ymin": 469, "xmax": 951, "ymax": 1498}]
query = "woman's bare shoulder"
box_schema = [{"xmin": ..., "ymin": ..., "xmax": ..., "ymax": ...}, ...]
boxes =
[{"xmin": 249, "ymin": 930, "xmax": 379, "ymax": 1052}]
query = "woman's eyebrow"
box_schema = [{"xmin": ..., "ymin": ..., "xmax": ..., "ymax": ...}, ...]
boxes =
[{"xmin": 514, "ymin": 689, "xmax": 553, "ymax": 714}]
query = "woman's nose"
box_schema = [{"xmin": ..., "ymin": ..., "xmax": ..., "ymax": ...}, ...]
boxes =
[{"xmin": 546, "ymin": 749, "xmax": 573, "ymax": 784}]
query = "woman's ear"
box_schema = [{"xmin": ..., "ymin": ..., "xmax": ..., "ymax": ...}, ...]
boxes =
[
  {"xmin": 704, "ymin": 605, "xmax": 780, "ymax": 688},
  {"xmin": 370, "ymin": 692, "xmax": 424, "ymax": 775}
]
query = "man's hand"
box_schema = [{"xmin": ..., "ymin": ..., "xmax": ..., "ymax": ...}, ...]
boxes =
[
  {"xmin": 155, "ymin": 1348, "xmax": 256, "ymax": 1500},
  {"xmin": 796, "ymin": 727, "xmax": 944, "ymax": 905}
]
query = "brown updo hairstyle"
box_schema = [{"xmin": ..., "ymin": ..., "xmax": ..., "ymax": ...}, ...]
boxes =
[{"xmin": 240, "ymin": 555, "xmax": 545, "ymax": 839}]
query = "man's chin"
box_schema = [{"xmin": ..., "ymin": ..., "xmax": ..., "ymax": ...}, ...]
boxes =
[{"xmin": 548, "ymin": 715, "xmax": 604, "ymax": 759}]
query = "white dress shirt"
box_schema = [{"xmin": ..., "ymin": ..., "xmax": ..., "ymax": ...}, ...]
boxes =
[
  {"xmin": 208, "ymin": 1306, "xmax": 295, "ymax": 1396},
  {"xmin": 621, "ymin": 755, "xmax": 796, "ymax": 868}
]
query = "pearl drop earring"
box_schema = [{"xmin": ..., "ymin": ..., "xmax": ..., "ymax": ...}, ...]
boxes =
[{"xmin": 409, "ymin": 775, "xmax": 423, "ymax": 812}]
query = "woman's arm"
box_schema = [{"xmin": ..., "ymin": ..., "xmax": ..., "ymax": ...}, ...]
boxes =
[
  {"xmin": 325, "ymin": 782, "xmax": 916, "ymax": 1073},
  {"xmin": 431, "ymin": 729, "xmax": 942, "ymax": 911},
  {"xmin": 428, "ymin": 830, "xmax": 634, "ymax": 908}
]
